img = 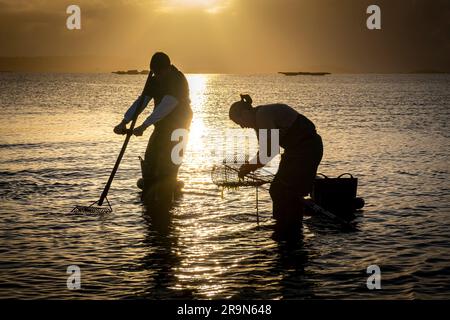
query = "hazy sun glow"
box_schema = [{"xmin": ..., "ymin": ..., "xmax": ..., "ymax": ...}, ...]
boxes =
[{"xmin": 159, "ymin": 0, "xmax": 230, "ymax": 13}]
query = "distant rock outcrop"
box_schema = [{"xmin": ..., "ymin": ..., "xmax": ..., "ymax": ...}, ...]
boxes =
[
  {"xmin": 279, "ymin": 71, "xmax": 331, "ymax": 76},
  {"xmin": 112, "ymin": 69, "xmax": 149, "ymax": 75}
]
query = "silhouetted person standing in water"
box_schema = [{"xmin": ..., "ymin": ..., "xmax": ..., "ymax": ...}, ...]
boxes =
[
  {"xmin": 229, "ymin": 95, "xmax": 323, "ymax": 228},
  {"xmin": 114, "ymin": 52, "xmax": 193, "ymax": 203}
]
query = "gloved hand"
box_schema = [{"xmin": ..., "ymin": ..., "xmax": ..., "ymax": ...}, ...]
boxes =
[
  {"xmin": 133, "ymin": 125, "xmax": 147, "ymax": 137},
  {"xmin": 238, "ymin": 163, "xmax": 259, "ymax": 179},
  {"xmin": 113, "ymin": 120, "xmax": 127, "ymax": 135}
]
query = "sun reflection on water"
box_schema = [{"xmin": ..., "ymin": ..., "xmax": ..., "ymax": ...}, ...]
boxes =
[{"xmin": 185, "ymin": 74, "xmax": 209, "ymax": 161}]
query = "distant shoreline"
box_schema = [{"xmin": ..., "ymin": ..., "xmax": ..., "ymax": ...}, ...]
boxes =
[{"xmin": 0, "ymin": 56, "xmax": 449, "ymax": 74}]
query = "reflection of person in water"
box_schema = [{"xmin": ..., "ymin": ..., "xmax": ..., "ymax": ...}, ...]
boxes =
[
  {"xmin": 139, "ymin": 202, "xmax": 194, "ymax": 299},
  {"xmin": 274, "ymin": 236, "xmax": 312, "ymax": 299},
  {"xmin": 229, "ymin": 94, "xmax": 323, "ymax": 228},
  {"xmin": 114, "ymin": 52, "xmax": 193, "ymax": 204}
]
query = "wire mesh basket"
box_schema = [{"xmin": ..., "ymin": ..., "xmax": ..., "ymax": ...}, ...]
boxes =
[
  {"xmin": 211, "ymin": 157, "xmax": 273, "ymax": 189},
  {"xmin": 210, "ymin": 156, "xmax": 275, "ymax": 225}
]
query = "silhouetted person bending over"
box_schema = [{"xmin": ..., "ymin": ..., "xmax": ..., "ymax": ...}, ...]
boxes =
[
  {"xmin": 229, "ymin": 94, "xmax": 323, "ymax": 227},
  {"xmin": 114, "ymin": 52, "xmax": 193, "ymax": 203}
]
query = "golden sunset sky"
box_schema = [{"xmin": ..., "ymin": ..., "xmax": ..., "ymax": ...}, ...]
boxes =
[{"xmin": 0, "ymin": 0, "xmax": 449, "ymax": 73}]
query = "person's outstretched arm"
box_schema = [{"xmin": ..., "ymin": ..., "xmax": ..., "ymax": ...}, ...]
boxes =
[
  {"xmin": 113, "ymin": 95, "xmax": 152, "ymax": 134},
  {"xmin": 239, "ymin": 121, "xmax": 279, "ymax": 178},
  {"xmin": 113, "ymin": 74, "xmax": 155, "ymax": 135},
  {"xmin": 132, "ymin": 95, "xmax": 178, "ymax": 136},
  {"xmin": 122, "ymin": 95, "xmax": 152, "ymax": 124}
]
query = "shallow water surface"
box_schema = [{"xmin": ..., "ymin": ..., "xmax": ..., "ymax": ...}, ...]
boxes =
[{"xmin": 0, "ymin": 73, "xmax": 449, "ymax": 299}]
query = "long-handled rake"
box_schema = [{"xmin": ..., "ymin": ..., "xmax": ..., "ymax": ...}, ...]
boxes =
[{"xmin": 71, "ymin": 78, "xmax": 152, "ymax": 214}]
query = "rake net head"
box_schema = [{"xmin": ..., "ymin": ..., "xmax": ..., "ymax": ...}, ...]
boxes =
[
  {"xmin": 71, "ymin": 199, "xmax": 112, "ymax": 214},
  {"xmin": 71, "ymin": 205, "xmax": 112, "ymax": 214},
  {"xmin": 211, "ymin": 157, "xmax": 273, "ymax": 188}
]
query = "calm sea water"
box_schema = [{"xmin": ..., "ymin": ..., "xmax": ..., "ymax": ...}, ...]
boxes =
[{"xmin": 0, "ymin": 73, "xmax": 449, "ymax": 299}]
